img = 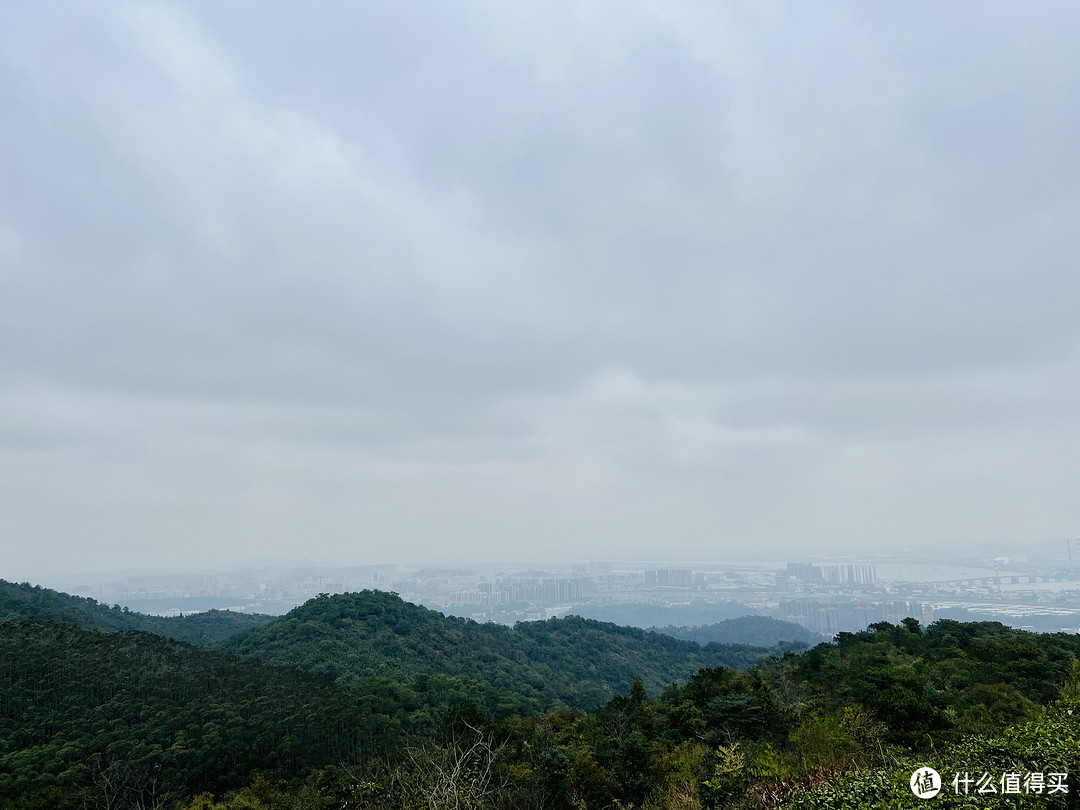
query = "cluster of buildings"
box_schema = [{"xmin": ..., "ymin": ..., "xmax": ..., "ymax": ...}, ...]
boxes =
[
  {"xmin": 643, "ymin": 568, "xmax": 695, "ymax": 588},
  {"xmin": 58, "ymin": 548, "xmax": 1080, "ymax": 638},
  {"xmin": 434, "ymin": 576, "xmax": 585, "ymax": 609},
  {"xmin": 786, "ymin": 563, "xmax": 877, "ymax": 585}
]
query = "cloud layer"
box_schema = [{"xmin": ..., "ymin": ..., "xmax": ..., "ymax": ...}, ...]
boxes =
[{"xmin": 2, "ymin": 1, "xmax": 1079, "ymax": 577}]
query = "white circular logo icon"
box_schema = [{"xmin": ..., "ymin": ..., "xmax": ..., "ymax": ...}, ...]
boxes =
[{"xmin": 910, "ymin": 767, "xmax": 941, "ymax": 798}]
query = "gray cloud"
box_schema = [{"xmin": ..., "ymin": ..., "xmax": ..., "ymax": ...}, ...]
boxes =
[{"xmin": 2, "ymin": 1, "xmax": 1079, "ymax": 577}]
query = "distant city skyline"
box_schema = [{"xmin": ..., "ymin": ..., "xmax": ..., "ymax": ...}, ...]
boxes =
[{"xmin": 24, "ymin": 544, "xmax": 1080, "ymax": 639}]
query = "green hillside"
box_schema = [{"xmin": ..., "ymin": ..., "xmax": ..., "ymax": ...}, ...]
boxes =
[
  {"xmin": 6, "ymin": 582, "xmax": 1080, "ymax": 809},
  {"xmin": 217, "ymin": 590, "xmax": 788, "ymax": 713},
  {"xmin": 174, "ymin": 618, "xmax": 1080, "ymax": 809},
  {"xmin": 0, "ymin": 618, "xmax": 384, "ymax": 810},
  {"xmin": 780, "ymin": 619, "xmax": 1080, "ymax": 747},
  {"xmin": 787, "ymin": 704, "xmax": 1080, "ymax": 808},
  {"xmin": 0, "ymin": 579, "xmax": 273, "ymax": 645},
  {"xmin": 652, "ymin": 615, "xmax": 819, "ymax": 647}
]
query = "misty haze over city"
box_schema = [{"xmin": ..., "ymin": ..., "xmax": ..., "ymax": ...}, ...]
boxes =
[{"xmin": 3, "ymin": 3, "xmax": 1080, "ymax": 585}]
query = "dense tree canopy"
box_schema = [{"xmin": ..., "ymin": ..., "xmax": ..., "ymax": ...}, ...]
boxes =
[
  {"xmin": 3, "ymin": 584, "xmax": 1080, "ymax": 809},
  {"xmin": 0, "ymin": 579, "xmax": 272, "ymax": 645},
  {"xmin": 0, "ymin": 618, "xmax": 383, "ymax": 809},
  {"xmin": 216, "ymin": 591, "xmax": 790, "ymax": 714},
  {"xmin": 652, "ymin": 615, "xmax": 817, "ymax": 647}
]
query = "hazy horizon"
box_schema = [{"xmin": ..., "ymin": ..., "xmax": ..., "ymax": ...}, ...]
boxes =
[
  {"xmin": 3, "ymin": 2, "xmax": 1079, "ymax": 583},
  {"xmin": 15, "ymin": 537, "xmax": 1074, "ymax": 593}
]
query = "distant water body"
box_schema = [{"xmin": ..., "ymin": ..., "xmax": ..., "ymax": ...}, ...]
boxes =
[
  {"xmin": 873, "ymin": 563, "xmax": 1003, "ymax": 582},
  {"xmin": 117, "ymin": 596, "xmax": 294, "ymax": 616},
  {"xmin": 739, "ymin": 561, "xmax": 1002, "ymax": 582}
]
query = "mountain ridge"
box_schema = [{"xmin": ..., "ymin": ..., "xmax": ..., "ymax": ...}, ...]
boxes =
[
  {"xmin": 0, "ymin": 578, "xmax": 273, "ymax": 645},
  {"xmin": 216, "ymin": 589, "xmax": 793, "ymax": 712}
]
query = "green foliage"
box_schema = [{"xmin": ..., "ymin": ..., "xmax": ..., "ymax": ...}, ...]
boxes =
[
  {"xmin": 778, "ymin": 619, "xmax": 1080, "ymax": 748},
  {"xmin": 7, "ymin": 584, "xmax": 1080, "ymax": 810},
  {"xmin": 217, "ymin": 591, "xmax": 781, "ymax": 715},
  {"xmin": 788, "ymin": 705, "xmax": 1080, "ymax": 808},
  {"xmin": 653, "ymin": 615, "xmax": 818, "ymax": 647},
  {"xmin": 701, "ymin": 743, "xmax": 747, "ymax": 805},
  {"xmin": 0, "ymin": 618, "xmax": 381, "ymax": 808},
  {"xmin": 1059, "ymin": 656, "xmax": 1080, "ymax": 708},
  {"xmin": 0, "ymin": 579, "xmax": 272, "ymax": 645}
]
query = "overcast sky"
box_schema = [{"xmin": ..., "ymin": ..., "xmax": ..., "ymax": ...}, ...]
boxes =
[{"xmin": 2, "ymin": 2, "xmax": 1079, "ymax": 580}]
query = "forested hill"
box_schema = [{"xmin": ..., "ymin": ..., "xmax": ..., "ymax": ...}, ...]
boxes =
[
  {"xmin": 217, "ymin": 590, "xmax": 791, "ymax": 712},
  {"xmin": 652, "ymin": 615, "xmax": 819, "ymax": 647},
  {"xmin": 0, "ymin": 579, "xmax": 272, "ymax": 645},
  {"xmin": 0, "ymin": 617, "xmax": 385, "ymax": 809},
  {"xmin": 8, "ymin": 602, "xmax": 1080, "ymax": 808}
]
